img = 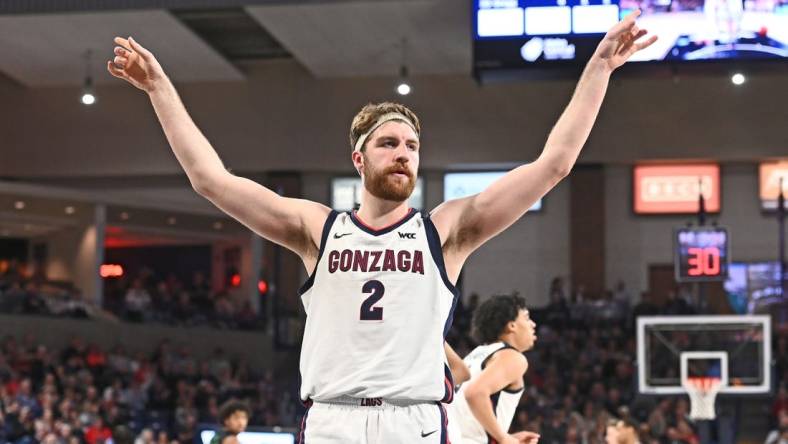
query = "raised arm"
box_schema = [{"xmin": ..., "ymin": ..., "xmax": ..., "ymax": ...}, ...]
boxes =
[
  {"xmin": 432, "ymin": 11, "xmax": 657, "ymax": 262},
  {"xmin": 107, "ymin": 37, "xmax": 330, "ymax": 262}
]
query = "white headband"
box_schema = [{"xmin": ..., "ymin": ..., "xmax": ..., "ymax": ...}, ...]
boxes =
[{"xmin": 353, "ymin": 112, "xmax": 418, "ymax": 153}]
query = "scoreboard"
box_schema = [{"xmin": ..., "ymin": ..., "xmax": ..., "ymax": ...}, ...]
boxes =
[
  {"xmin": 473, "ymin": 0, "xmax": 788, "ymax": 82},
  {"xmin": 674, "ymin": 227, "xmax": 730, "ymax": 282}
]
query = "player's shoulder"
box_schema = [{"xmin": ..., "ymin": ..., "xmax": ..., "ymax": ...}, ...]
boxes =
[
  {"xmin": 298, "ymin": 200, "xmax": 334, "ymax": 236},
  {"xmin": 487, "ymin": 347, "xmax": 528, "ymax": 372}
]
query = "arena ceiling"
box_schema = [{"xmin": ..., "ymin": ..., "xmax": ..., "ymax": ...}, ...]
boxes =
[
  {"xmin": 0, "ymin": 0, "xmax": 468, "ymax": 87},
  {"xmin": 0, "ymin": 0, "xmax": 468, "ymax": 236}
]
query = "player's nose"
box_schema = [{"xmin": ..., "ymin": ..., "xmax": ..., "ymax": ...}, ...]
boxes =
[{"xmin": 393, "ymin": 153, "xmax": 411, "ymax": 169}]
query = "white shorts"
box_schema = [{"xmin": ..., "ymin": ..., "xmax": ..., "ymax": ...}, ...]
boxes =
[
  {"xmin": 444, "ymin": 402, "xmax": 463, "ymax": 444},
  {"xmin": 299, "ymin": 397, "xmax": 449, "ymax": 444}
]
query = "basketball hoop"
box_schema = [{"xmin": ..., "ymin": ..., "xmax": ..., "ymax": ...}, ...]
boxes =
[{"xmin": 683, "ymin": 377, "xmax": 722, "ymax": 420}]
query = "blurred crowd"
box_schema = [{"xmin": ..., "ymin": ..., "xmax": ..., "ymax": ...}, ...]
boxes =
[
  {"xmin": 0, "ymin": 260, "xmax": 263, "ymax": 331},
  {"xmin": 3, "ymin": 261, "xmax": 787, "ymax": 444},
  {"xmin": 446, "ymin": 278, "xmax": 787, "ymax": 444},
  {"xmin": 0, "ymin": 335, "xmax": 299, "ymax": 444}
]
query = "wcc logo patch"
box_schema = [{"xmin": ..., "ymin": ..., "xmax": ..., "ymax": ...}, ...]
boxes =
[{"xmin": 398, "ymin": 232, "xmax": 416, "ymax": 239}]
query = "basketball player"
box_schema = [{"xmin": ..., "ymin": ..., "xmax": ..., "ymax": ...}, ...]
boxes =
[
  {"xmin": 448, "ymin": 295, "xmax": 539, "ymax": 444},
  {"xmin": 107, "ymin": 11, "xmax": 656, "ymax": 444}
]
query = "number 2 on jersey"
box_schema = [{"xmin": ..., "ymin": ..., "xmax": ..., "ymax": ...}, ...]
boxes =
[{"xmin": 360, "ymin": 280, "xmax": 384, "ymax": 321}]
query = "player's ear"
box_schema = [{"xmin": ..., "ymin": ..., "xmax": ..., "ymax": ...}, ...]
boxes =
[{"xmin": 352, "ymin": 151, "xmax": 364, "ymax": 175}]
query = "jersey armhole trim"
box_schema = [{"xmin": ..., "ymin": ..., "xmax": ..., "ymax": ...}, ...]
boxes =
[
  {"xmin": 422, "ymin": 211, "xmax": 461, "ymax": 338},
  {"xmin": 501, "ymin": 386, "xmax": 525, "ymax": 394},
  {"xmin": 481, "ymin": 344, "xmax": 526, "ymax": 394},
  {"xmin": 298, "ymin": 210, "xmax": 339, "ymax": 296}
]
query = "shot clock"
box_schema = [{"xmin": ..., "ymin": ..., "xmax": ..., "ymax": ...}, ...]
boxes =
[{"xmin": 674, "ymin": 227, "xmax": 730, "ymax": 282}]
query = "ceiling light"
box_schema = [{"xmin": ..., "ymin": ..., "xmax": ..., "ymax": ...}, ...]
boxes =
[
  {"xmin": 81, "ymin": 50, "xmax": 96, "ymax": 106},
  {"xmin": 396, "ymin": 65, "xmax": 411, "ymax": 96}
]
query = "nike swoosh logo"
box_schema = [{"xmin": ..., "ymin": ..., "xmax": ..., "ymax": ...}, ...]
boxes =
[
  {"xmin": 421, "ymin": 430, "xmax": 437, "ymax": 438},
  {"xmin": 333, "ymin": 233, "xmax": 352, "ymax": 239}
]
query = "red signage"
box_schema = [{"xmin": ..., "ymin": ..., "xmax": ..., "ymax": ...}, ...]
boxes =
[
  {"xmin": 634, "ymin": 164, "xmax": 720, "ymax": 214},
  {"xmin": 100, "ymin": 264, "xmax": 124, "ymax": 278},
  {"xmin": 759, "ymin": 161, "xmax": 788, "ymax": 210}
]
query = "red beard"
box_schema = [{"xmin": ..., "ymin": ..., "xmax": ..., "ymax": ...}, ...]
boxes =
[{"xmin": 363, "ymin": 158, "xmax": 415, "ymax": 202}]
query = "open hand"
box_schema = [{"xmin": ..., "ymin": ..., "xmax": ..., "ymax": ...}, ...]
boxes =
[
  {"xmin": 107, "ymin": 36, "xmax": 165, "ymax": 92},
  {"xmin": 593, "ymin": 10, "xmax": 658, "ymax": 71}
]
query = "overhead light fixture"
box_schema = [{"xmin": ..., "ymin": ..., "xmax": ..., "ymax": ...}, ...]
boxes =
[
  {"xmin": 731, "ymin": 72, "xmax": 745, "ymax": 86},
  {"xmin": 395, "ymin": 38, "xmax": 411, "ymax": 96},
  {"xmin": 14, "ymin": 201, "xmax": 25, "ymax": 210},
  {"xmin": 396, "ymin": 65, "xmax": 411, "ymax": 96},
  {"xmin": 81, "ymin": 79, "xmax": 96, "ymax": 105},
  {"xmin": 213, "ymin": 221, "xmax": 223, "ymax": 230},
  {"xmin": 167, "ymin": 217, "xmax": 177, "ymax": 225},
  {"xmin": 120, "ymin": 212, "xmax": 130, "ymax": 220},
  {"xmin": 65, "ymin": 206, "xmax": 76, "ymax": 215},
  {"xmin": 81, "ymin": 50, "xmax": 96, "ymax": 106}
]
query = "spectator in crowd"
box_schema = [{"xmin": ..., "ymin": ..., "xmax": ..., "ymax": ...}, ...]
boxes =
[
  {"xmin": 210, "ymin": 399, "xmax": 250, "ymax": 444},
  {"xmin": 124, "ymin": 279, "xmax": 152, "ymax": 323},
  {"xmin": 606, "ymin": 417, "xmax": 639, "ymax": 444}
]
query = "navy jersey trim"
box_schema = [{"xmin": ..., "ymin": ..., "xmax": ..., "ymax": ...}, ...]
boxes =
[
  {"xmin": 441, "ymin": 364, "xmax": 455, "ymax": 403},
  {"xmin": 298, "ymin": 400, "xmax": 312, "ymax": 444},
  {"xmin": 349, "ymin": 208, "xmax": 417, "ymax": 236},
  {"xmin": 422, "ymin": 211, "xmax": 460, "ymax": 338},
  {"xmin": 484, "ymin": 391, "xmax": 503, "ymax": 444},
  {"xmin": 480, "ymin": 343, "xmax": 517, "ymax": 370},
  {"xmin": 490, "ymin": 391, "xmax": 501, "ymax": 415},
  {"xmin": 481, "ymin": 344, "xmax": 525, "ymax": 394},
  {"xmin": 298, "ymin": 210, "xmax": 339, "ymax": 296},
  {"xmin": 437, "ymin": 402, "xmax": 448, "ymax": 444}
]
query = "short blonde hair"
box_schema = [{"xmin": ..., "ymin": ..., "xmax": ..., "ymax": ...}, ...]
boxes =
[{"xmin": 349, "ymin": 102, "xmax": 421, "ymax": 152}]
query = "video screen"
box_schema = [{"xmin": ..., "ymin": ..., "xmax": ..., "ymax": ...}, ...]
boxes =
[
  {"xmin": 748, "ymin": 261, "xmax": 783, "ymax": 301},
  {"xmin": 473, "ymin": 0, "xmax": 788, "ymax": 71},
  {"xmin": 723, "ymin": 261, "xmax": 784, "ymax": 313},
  {"xmin": 200, "ymin": 430, "xmax": 295, "ymax": 444},
  {"xmin": 443, "ymin": 171, "xmax": 542, "ymax": 211},
  {"xmin": 621, "ymin": 0, "xmax": 788, "ymax": 61}
]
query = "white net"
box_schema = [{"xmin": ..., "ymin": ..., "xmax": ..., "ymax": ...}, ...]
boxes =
[{"xmin": 683, "ymin": 377, "xmax": 722, "ymax": 420}]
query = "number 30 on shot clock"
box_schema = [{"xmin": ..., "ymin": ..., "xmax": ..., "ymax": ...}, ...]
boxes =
[{"xmin": 674, "ymin": 227, "xmax": 730, "ymax": 282}]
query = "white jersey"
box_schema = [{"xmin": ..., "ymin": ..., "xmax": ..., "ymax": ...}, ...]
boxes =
[
  {"xmin": 449, "ymin": 342, "xmax": 524, "ymax": 444},
  {"xmin": 299, "ymin": 209, "xmax": 459, "ymax": 402}
]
